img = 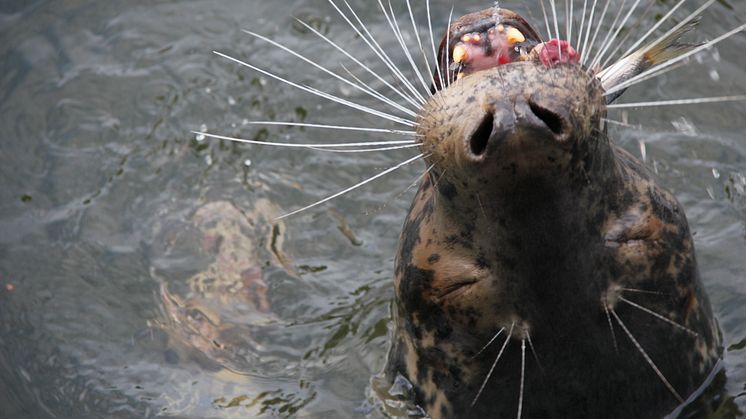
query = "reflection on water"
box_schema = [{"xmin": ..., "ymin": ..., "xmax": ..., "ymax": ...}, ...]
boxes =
[{"xmin": 0, "ymin": 0, "xmax": 745, "ymax": 417}]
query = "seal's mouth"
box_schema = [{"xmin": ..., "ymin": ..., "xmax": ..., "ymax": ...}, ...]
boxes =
[
  {"xmin": 448, "ymin": 20, "xmax": 540, "ymax": 79},
  {"xmin": 433, "ymin": 9, "xmax": 543, "ymax": 91}
]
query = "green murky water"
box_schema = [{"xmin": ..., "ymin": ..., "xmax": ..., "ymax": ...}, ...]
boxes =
[{"xmin": 0, "ymin": 1, "xmax": 745, "ymax": 417}]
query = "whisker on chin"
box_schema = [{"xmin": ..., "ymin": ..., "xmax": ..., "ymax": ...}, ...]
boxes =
[
  {"xmin": 473, "ymin": 327, "xmax": 506, "ymax": 359},
  {"xmin": 622, "ymin": 288, "xmax": 665, "ymax": 295},
  {"xmin": 525, "ymin": 330, "xmax": 544, "ymax": 374},
  {"xmin": 517, "ymin": 338, "xmax": 527, "ymax": 419},
  {"xmin": 276, "ymin": 152, "xmax": 426, "ymax": 220},
  {"xmin": 610, "ymin": 309, "xmax": 685, "ymax": 403},
  {"xmin": 603, "ymin": 303, "xmax": 619, "ymax": 352},
  {"xmin": 619, "ymin": 296, "xmax": 699, "ymax": 337},
  {"xmin": 471, "ymin": 322, "xmax": 515, "ymax": 408}
]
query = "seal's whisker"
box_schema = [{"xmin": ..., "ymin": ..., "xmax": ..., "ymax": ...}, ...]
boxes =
[
  {"xmin": 473, "ymin": 327, "xmax": 505, "ymax": 358},
  {"xmin": 582, "ymin": 0, "xmax": 611, "ymax": 66},
  {"xmin": 619, "ymin": 296, "xmax": 699, "ymax": 337},
  {"xmin": 525, "ymin": 331, "xmax": 544, "ymax": 374},
  {"xmin": 604, "ymin": 23, "xmax": 746, "ymax": 96},
  {"xmin": 332, "ymin": 0, "xmax": 427, "ymax": 105},
  {"xmin": 304, "ymin": 83, "xmax": 417, "ymax": 126},
  {"xmin": 608, "ymin": 95, "xmax": 746, "ymax": 109},
  {"xmin": 599, "ymin": 0, "xmax": 714, "ymax": 85},
  {"xmin": 243, "ymin": 30, "xmax": 417, "ymax": 118},
  {"xmin": 577, "ymin": 0, "xmax": 589, "ymax": 48},
  {"xmin": 427, "ymin": 0, "xmax": 445, "ymax": 91},
  {"xmin": 601, "ymin": 60, "xmax": 687, "ymax": 93},
  {"xmin": 245, "ymin": 121, "xmax": 416, "ymax": 135},
  {"xmin": 579, "ymin": 0, "xmax": 599, "ymax": 60},
  {"xmin": 340, "ymin": 0, "xmax": 425, "ymax": 103},
  {"xmin": 539, "ymin": 0, "xmax": 553, "ymax": 42},
  {"xmin": 549, "ymin": 0, "xmax": 562, "ymax": 58},
  {"xmin": 308, "ymin": 143, "xmax": 422, "ymax": 153},
  {"xmin": 297, "ymin": 20, "xmax": 423, "ymax": 111},
  {"xmin": 444, "ymin": 5, "xmax": 455, "ymax": 88},
  {"xmin": 601, "ymin": 118, "xmax": 641, "ymax": 129},
  {"xmin": 339, "ymin": 64, "xmax": 412, "ymax": 115},
  {"xmin": 587, "ymin": 0, "xmax": 632, "ymax": 70},
  {"xmin": 596, "ymin": 0, "xmax": 646, "ymax": 68},
  {"xmin": 565, "ymin": 0, "xmax": 573, "ymax": 46},
  {"xmin": 622, "ymin": 287, "xmax": 665, "ymax": 295},
  {"xmin": 603, "ymin": 303, "xmax": 619, "ymax": 352},
  {"xmin": 379, "ymin": 0, "xmax": 432, "ymax": 96},
  {"xmin": 213, "ymin": 51, "xmax": 416, "ymax": 127},
  {"xmin": 192, "ymin": 132, "xmax": 415, "ymax": 149},
  {"xmin": 471, "ymin": 322, "xmax": 515, "ymax": 408},
  {"xmin": 366, "ymin": 162, "xmax": 433, "ymax": 217},
  {"xmin": 610, "ymin": 309, "xmax": 684, "ymax": 403},
  {"xmin": 404, "ymin": 0, "xmax": 438, "ymax": 92},
  {"xmin": 517, "ymin": 338, "xmax": 526, "ymax": 419},
  {"xmin": 620, "ymin": 0, "xmax": 711, "ymax": 61},
  {"xmin": 599, "ymin": 1, "xmax": 656, "ymax": 70},
  {"xmin": 276, "ymin": 153, "xmax": 426, "ymax": 220}
]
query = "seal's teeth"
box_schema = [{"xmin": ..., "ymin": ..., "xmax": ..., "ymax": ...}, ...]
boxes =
[
  {"xmin": 453, "ymin": 45, "xmax": 468, "ymax": 64},
  {"xmin": 462, "ymin": 33, "xmax": 482, "ymax": 44},
  {"xmin": 496, "ymin": 24, "xmax": 505, "ymax": 33},
  {"xmin": 506, "ymin": 27, "xmax": 526, "ymax": 45}
]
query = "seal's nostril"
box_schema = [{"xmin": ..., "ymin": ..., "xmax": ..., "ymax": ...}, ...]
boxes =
[
  {"xmin": 470, "ymin": 112, "xmax": 494, "ymax": 157},
  {"xmin": 529, "ymin": 101, "xmax": 564, "ymax": 136}
]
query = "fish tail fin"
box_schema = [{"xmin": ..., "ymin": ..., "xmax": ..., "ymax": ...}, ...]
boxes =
[{"xmin": 641, "ymin": 18, "xmax": 701, "ymax": 67}]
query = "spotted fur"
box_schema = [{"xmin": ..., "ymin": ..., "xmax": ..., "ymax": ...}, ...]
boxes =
[{"xmin": 385, "ymin": 61, "xmax": 721, "ymax": 419}]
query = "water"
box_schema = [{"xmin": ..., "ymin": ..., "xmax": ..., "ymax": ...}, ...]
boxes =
[{"xmin": 0, "ymin": 0, "xmax": 745, "ymax": 417}]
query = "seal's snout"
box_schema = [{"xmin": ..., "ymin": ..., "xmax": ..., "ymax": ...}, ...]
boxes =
[
  {"xmin": 419, "ymin": 62, "xmax": 605, "ymax": 181},
  {"xmin": 467, "ymin": 112, "xmax": 494, "ymax": 158},
  {"xmin": 464, "ymin": 95, "xmax": 572, "ymax": 162},
  {"xmin": 526, "ymin": 98, "xmax": 571, "ymax": 140}
]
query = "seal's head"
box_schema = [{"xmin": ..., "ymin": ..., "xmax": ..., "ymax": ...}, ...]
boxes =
[{"xmin": 387, "ymin": 8, "xmax": 720, "ymax": 419}]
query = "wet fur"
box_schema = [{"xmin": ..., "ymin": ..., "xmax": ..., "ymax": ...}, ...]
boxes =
[{"xmin": 386, "ymin": 62, "xmax": 721, "ymax": 418}]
